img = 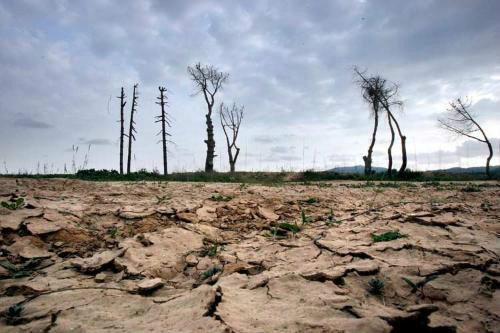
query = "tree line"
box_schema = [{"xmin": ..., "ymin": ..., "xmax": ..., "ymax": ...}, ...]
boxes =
[{"xmin": 116, "ymin": 63, "xmax": 494, "ymax": 178}]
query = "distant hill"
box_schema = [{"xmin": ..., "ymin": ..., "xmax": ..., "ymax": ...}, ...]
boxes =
[{"xmin": 329, "ymin": 165, "xmax": 500, "ymax": 174}]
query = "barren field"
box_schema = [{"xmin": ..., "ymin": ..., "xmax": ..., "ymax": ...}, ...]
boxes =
[{"xmin": 0, "ymin": 178, "xmax": 499, "ymax": 333}]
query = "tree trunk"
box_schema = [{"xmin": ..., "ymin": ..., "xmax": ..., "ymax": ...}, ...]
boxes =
[
  {"xmin": 205, "ymin": 108, "xmax": 215, "ymax": 172},
  {"xmin": 387, "ymin": 111, "xmax": 395, "ymax": 177},
  {"xmin": 364, "ymin": 102, "xmax": 379, "ymax": 175},
  {"xmin": 119, "ymin": 87, "xmax": 125, "ymax": 175},
  {"xmin": 486, "ymin": 140, "xmax": 493, "ymax": 178},
  {"xmin": 387, "ymin": 111, "xmax": 407, "ymax": 175},
  {"xmin": 127, "ymin": 84, "xmax": 138, "ymax": 174}
]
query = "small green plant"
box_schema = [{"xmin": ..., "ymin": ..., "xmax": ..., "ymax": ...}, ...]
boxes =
[
  {"xmin": 201, "ymin": 267, "xmax": 221, "ymax": 280},
  {"xmin": 2, "ymin": 304, "xmax": 24, "ymax": 325},
  {"xmin": 303, "ymin": 197, "xmax": 319, "ymax": 204},
  {"xmin": 108, "ymin": 227, "xmax": 118, "ymax": 239},
  {"xmin": 239, "ymin": 183, "xmax": 248, "ymax": 190},
  {"xmin": 326, "ymin": 208, "xmax": 341, "ymax": 226},
  {"xmin": 0, "ymin": 258, "xmax": 42, "ymax": 278},
  {"xmin": 301, "ymin": 209, "xmax": 310, "ymax": 225},
  {"xmin": 209, "ymin": 194, "xmax": 233, "ymax": 202},
  {"xmin": 201, "ymin": 244, "xmax": 219, "ymax": 257},
  {"xmin": 371, "ymin": 230, "xmax": 407, "ymax": 243},
  {"xmin": 402, "ymin": 275, "xmax": 437, "ymax": 294},
  {"xmin": 368, "ymin": 278, "xmax": 384, "ymax": 295},
  {"xmin": 278, "ymin": 222, "xmax": 301, "ymax": 234},
  {"xmin": 1, "ymin": 197, "xmax": 24, "ymax": 210}
]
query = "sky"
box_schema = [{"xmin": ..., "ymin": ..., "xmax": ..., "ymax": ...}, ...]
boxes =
[{"xmin": 0, "ymin": 0, "xmax": 499, "ymax": 173}]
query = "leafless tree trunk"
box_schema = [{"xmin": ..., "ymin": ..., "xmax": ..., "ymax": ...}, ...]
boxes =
[
  {"xmin": 127, "ymin": 84, "xmax": 138, "ymax": 174},
  {"xmin": 354, "ymin": 67, "xmax": 404, "ymax": 175},
  {"xmin": 188, "ymin": 63, "xmax": 229, "ymax": 172},
  {"xmin": 117, "ymin": 87, "xmax": 126, "ymax": 175},
  {"xmin": 387, "ymin": 111, "xmax": 395, "ymax": 176},
  {"xmin": 438, "ymin": 98, "xmax": 493, "ymax": 178},
  {"xmin": 155, "ymin": 86, "xmax": 172, "ymax": 175},
  {"xmin": 219, "ymin": 102, "xmax": 244, "ymax": 172}
]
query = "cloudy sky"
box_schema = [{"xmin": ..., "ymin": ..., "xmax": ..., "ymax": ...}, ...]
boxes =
[{"xmin": 0, "ymin": 0, "xmax": 499, "ymax": 173}]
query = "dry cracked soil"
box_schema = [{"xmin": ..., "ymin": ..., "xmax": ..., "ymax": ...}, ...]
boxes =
[{"xmin": 0, "ymin": 178, "xmax": 499, "ymax": 333}]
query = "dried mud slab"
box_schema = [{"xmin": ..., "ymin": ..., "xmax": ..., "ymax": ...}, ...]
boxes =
[{"xmin": 0, "ymin": 178, "xmax": 498, "ymax": 333}]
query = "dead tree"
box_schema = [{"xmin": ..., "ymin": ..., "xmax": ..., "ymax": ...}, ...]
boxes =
[
  {"xmin": 354, "ymin": 68, "xmax": 406, "ymax": 176},
  {"xmin": 127, "ymin": 84, "xmax": 138, "ymax": 174},
  {"xmin": 438, "ymin": 98, "xmax": 493, "ymax": 178},
  {"xmin": 155, "ymin": 86, "xmax": 172, "ymax": 175},
  {"xmin": 117, "ymin": 87, "xmax": 126, "ymax": 174},
  {"xmin": 219, "ymin": 102, "xmax": 244, "ymax": 172},
  {"xmin": 387, "ymin": 112, "xmax": 395, "ymax": 176},
  {"xmin": 188, "ymin": 63, "xmax": 229, "ymax": 172}
]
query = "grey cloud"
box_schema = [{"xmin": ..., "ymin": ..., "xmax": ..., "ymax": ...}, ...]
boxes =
[
  {"xmin": 14, "ymin": 117, "xmax": 52, "ymax": 129},
  {"xmin": 78, "ymin": 138, "xmax": 113, "ymax": 146}
]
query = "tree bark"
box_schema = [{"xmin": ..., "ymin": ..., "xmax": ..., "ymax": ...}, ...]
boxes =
[
  {"xmin": 386, "ymin": 110, "xmax": 407, "ymax": 175},
  {"xmin": 205, "ymin": 106, "xmax": 216, "ymax": 172},
  {"xmin": 127, "ymin": 84, "xmax": 138, "ymax": 174},
  {"xmin": 364, "ymin": 101, "xmax": 379, "ymax": 175},
  {"xmin": 159, "ymin": 88, "xmax": 168, "ymax": 175},
  {"xmin": 486, "ymin": 139, "xmax": 493, "ymax": 178},
  {"xmin": 387, "ymin": 111, "xmax": 395, "ymax": 177},
  {"xmin": 118, "ymin": 87, "xmax": 126, "ymax": 175}
]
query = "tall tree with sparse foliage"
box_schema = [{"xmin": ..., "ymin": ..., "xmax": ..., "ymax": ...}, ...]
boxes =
[
  {"xmin": 188, "ymin": 62, "xmax": 229, "ymax": 172},
  {"xmin": 155, "ymin": 86, "xmax": 172, "ymax": 175},
  {"xmin": 118, "ymin": 87, "xmax": 126, "ymax": 174},
  {"xmin": 127, "ymin": 84, "xmax": 138, "ymax": 174},
  {"xmin": 438, "ymin": 97, "xmax": 493, "ymax": 178},
  {"xmin": 219, "ymin": 102, "xmax": 244, "ymax": 173}
]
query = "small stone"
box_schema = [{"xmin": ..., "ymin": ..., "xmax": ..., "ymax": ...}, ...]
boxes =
[
  {"xmin": 138, "ymin": 278, "xmax": 164, "ymax": 294},
  {"xmin": 94, "ymin": 272, "xmax": 107, "ymax": 283},
  {"xmin": 257, "ymin": 207, "xmax": 279, "ymax": 221},
  {"xmin": 176, "ymin": 212, "xmax": 198, "ymax": 223}
]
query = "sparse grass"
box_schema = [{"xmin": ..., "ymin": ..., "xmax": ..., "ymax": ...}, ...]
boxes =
[
  {"xmin": 462, "ymin": 184, "xmax": 481, "ymax": 192},
  {"xmin": 1, "ymin": 197, "xmax": 24, "ymax": 210},
  {"xmin": 326, "ymin": 208, "xmax": 341, "ymax": 226},
  {"xmin": 368, "ymin": 278, "xmax": 385, "ymax": 295},
  {"xmin": 302, "ymin": 197, "xmax": 319, "ymax": 204},
  {"xmin": 0, "ymin": 258, "xmax": 42, "ymax": 278},
  {"xmin": 301, "ymin": 209, "xmax": 310, "ymax": 225},
  {"xmin": 108, "ymin": 227, "xmax": 118, "ymax": 239},
  {"xmin": 209, "ymin": 194, "xmax": 233, "ymax": 202},
  {"xmin": 278, "ymin": 222, "xmax": 301, "ymax": 234},
  {"xmin": 402, "ymin": 275, "xmax": 437, "ymax": 295},
  {"xmin": 201, "ymin": 244, "xmax": 219, "ymax": 257},
  {"xmin": 371, "ymin": 230, "xmax": 407, "ymax": 243}
]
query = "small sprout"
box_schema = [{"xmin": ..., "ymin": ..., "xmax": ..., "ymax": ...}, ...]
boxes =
[
  {"xmin": 209, "ymin": 194, "xmax": 233, "ymax": 202},
  {"xmin": 278, "ymin": 222, "xmax": 301, "ymax": 234},
  {"xmin": 402, "ymin": 277, "xmax": 418, "ymax": 293},
  {"xmin": 371, "ymin": 230, "xmax": 407, "ymax": 243},
  {"xmin": 207, "ymin": 244, "xmax": 218, "ymax": 257},
  {"xmin": 303, "ymin": 197, "xmax": 319, "ymax": 204},
  {"xmin": 3, "ymin": 304, "xmax": 24, "ymax": 325},
  {"xmin": 301, "ymin": 209, "xmax": 310, "ymax": 225},
  {"xmin": 108, "ymin": 227, "xmax": 118, "ymax": 239},
  {"xmin": 201, "ymin": 267, "xmax": 221, "ymax": 280},
  {"xmin": 368, "ymin": 278, "xmax": 384, "ymax": 295},
  {"xmin": 1, "ymin": 197, "xmax": 25, "ymax": 210},
  {"xmin": 264, "ymin": 227, "xmax": 287, "ymax": 239},
  {"xmin": 326, "ymin": 208, "xmax": 340, "ymax": 226}
]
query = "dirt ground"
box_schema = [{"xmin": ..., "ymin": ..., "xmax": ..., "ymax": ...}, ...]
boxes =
[{"xmin": 0, "ymin": 178, "xmax": 499, "ymax": 333}]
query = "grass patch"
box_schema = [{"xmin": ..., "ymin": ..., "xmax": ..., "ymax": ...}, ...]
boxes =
[
  {"xmin": 0, "ymin": 258, "xmax": 42, "ymax": 278},
  {"xmin": 368, "ymin": 278, "xmax": 385, "ymax": 295},
  {"xmin": 1, "ymin": 197, "xmax": 24, "ymax": 210},
  {"xmin": 371, "ymin": 230, "xmax": 407, "ymax": 243},
  {"xmin": 278, "ymin": 222, "xmax": 301, "ymax": 234},
  {"xmin": 209, "ymin": 194, "xmax": 233, "ymax": 202}
]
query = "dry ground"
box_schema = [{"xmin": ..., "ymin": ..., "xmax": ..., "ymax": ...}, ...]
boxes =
[{"xmin": 0, "ymin": 178, "xmax": 499, "ymax": 333}]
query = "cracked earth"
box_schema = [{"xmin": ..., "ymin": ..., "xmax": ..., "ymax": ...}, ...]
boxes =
[{"xmin": 0, "ymin": 178, "xmax": 499, "ymax": 333}]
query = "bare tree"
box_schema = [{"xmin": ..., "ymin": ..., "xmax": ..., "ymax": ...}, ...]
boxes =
[
  {"xmin": 188, "ymin": 62, "xmax": 229, "ymax": 172},
  {"xmin": 127, "ymin": 84, "xmax": 138, "ymax": 174},
  {"xmin": 117, "ymin": 87, "xmax": 126, "ymax": 174},
  {"xmin": 438, "ymin": 98, "xmax": 493, "ymax": 178},
  {"xmin": 219, "ymin": 102, "xmax": 244, "ymax": 172},
  {"xmin": 386, "ymin": 111, "xmax": 396, "ymax": 176},
  {"xmin": 354, "ymin": 68, "xmax": 406, "ymax": 176},
  {"xmin": 155, "ymin": 86, "xmax": 172, "ymax": 175}
]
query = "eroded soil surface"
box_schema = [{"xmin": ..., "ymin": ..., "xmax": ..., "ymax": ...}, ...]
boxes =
[{"xmin": 0, "ymin": 178, "xmax": 499, "ymax": 333}]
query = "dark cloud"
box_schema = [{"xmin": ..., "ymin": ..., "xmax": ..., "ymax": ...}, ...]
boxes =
[
  {"xmin": 14, "ymin": 117, "xmax": 52, "ymax": 129},
  {"xmin": 0, "ymin": 1, "xmax": 498, "ymax": 172}
]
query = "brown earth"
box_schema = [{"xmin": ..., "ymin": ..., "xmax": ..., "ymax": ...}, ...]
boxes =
[{"xmin": 0, "ymin": 178, "xmax": 499, "ymax": 333}]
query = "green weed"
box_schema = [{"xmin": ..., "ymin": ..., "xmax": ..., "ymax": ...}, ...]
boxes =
[
  {"xmin": 1, "ymin": 197, "xmax": 24, "ymax": 210},
  {"xmin": 371, "ymin": 230, "xmax": 407, "ymax": 243},
  {"xmin": 210, "ymin": 194, "xmax": 233, "ymax": 202},
  {"xmin": 368, "ymin": 278, "xmax": 385, "ymax": 295}
]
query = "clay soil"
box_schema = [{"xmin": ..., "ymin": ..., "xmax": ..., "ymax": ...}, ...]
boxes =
[{"xmin": 0, "ymin": 178, "xmax": 499, "ymax": 333}]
